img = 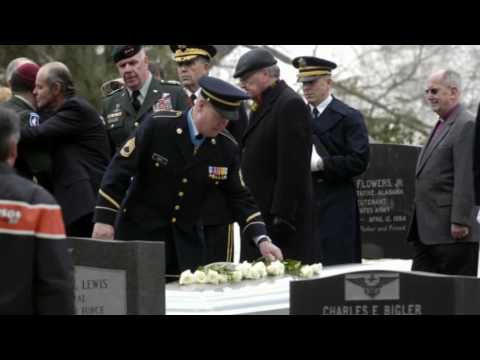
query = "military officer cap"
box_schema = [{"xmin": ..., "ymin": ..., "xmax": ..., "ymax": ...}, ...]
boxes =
[
  {"xmin": 292, "ymin": 56, "xmax": 337, "ymax": 83},
  {"xmin": 169, "ymin": 45, "xmax": 217, "ymax": 63},
  {"xmin": 198, "ymin": 76, "xmax": 250, "ymax": 121},
  {"xmin": 233, "ymin": 48, "xmax": 277, "ymax": 79},
  {"xmin": 112, "ymin": 45, "xmax": 143, "ymax": 63}
]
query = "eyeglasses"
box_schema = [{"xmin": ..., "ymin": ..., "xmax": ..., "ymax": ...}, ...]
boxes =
[{"xmin": 425, "ymin": 88, "xmax": 440, "ymax": 95}]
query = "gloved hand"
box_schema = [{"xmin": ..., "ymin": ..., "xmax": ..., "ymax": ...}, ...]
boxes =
[
  {"xmin": 477, "ymin": 209, "xmax": 480, "ymax": 224},
  {"xmin": 311, "ymin": 144, "xmax": 324, "ymax": 172}
]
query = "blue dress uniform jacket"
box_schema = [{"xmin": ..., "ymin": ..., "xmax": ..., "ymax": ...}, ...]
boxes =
[
  {"xmin": 94, "ymin": 111, "xmax": 267, "ymax": 273},
  {"xmin": 102, "ymin": 78, "xmax": 189, "ymax": 153},
  {"xmin": 0, "ymin": 164, "xmax": 74, "ymax": 314},
  {"xmin": 20, "ymin": 96, "xmax": 111, "ymax": 227},
  {"xmin": 241, "ymin": 80, "xmax": 314, "ymax": 263},
  {"xmin": 312, "ymin": 97, "xmax": 370, "ymax": 266}
]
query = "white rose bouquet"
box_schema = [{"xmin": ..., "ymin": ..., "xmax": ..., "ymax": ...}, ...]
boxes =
[{"xmin": 179, "ymin": 258, "xmax": 323, "ymax": 286}]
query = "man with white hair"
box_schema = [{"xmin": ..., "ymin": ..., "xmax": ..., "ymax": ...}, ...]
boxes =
[
  {"xmin": 407, "ymin": 69, "xmax": 479, "ymax": 276},
  {"xmin": 103, "ymin": 45, "xmax": 189, "ymax": 154}
]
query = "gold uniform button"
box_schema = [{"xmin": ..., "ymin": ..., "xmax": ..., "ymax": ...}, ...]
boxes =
[
  {"xmin": 182, "ymin": 178, "xmax": 188, "ymax": 184},
  {"xmin": 178, "ymin": 192, "xmax": 184, "ymax": 197},
  {"xmin": 123, "ymin": 209, "xmax": 127, "ymax": 213},
  {"xmin": 155, "ymin": 163, "xmax": 160, "ymax": 167},
  {"xmin": 215, "ymin": 181, "xmax": 219, "ymax": 185},
  {"xmin": 134, "ymin": 122, "xmax": 139, "ymax": 127},
  {"xmin": 174, "ymin": 205, "xmax": 180, "ymax": 211},
  {"xmin": 171, "ymin": 217, "xmax": 177, "ymax": 224}
]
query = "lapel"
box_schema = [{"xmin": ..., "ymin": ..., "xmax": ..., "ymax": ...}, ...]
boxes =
[
  {"xmin": 119, "ymin": 89, "xmax": 136, "ymax": 117},
  {"xmin": 314, "ymin": 97, "xmax": 345, "ymax": 134},
  {"xmin": 416, "ymin": 105, "xmax": 462, "ymax": 176},
  {"xmin": 175, "ymin": 114, "xmax": 194, "ymax": 164},
  {"xmin": 242, "ymin": 80, "xmax": 286, "ymax": 144},
  {"xmin": 186, "ymin": 137, "xmax": 218, "ymax": 171}
]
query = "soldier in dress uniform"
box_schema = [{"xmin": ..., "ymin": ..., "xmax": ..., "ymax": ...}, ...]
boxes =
[
  {"xmin": 170, "ymin": 45, "xmax": 248, "ymax": 263},
  {"xmin": 92, "ymin": 76, "xmax": 283, "ymax": 276},
  {"xmin": 102, "ymin": 45, "xmax": 189, "ymax": 154},
  {"xmin": 292, "ymin": 56, "xmax": 370, "ymax": 266}
]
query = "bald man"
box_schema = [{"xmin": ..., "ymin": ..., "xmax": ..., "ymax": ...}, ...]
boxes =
[{"xmin": 20, "ymin": 62, "xmax": 111, "ymax": 238}]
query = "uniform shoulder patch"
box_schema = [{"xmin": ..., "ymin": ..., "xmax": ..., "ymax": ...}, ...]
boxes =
[
  {"xmin": 104, "ymin": 87, "xmax": 124, "ymax": 98},
  {"xmin": 120, "ymin": 138, "xmax": 136, "ymax": 158},
  {"xmin": 152, "ymin": 110, "xmax": 182, "ymax": 118}
]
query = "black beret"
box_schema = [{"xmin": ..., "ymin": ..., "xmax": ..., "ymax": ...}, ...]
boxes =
[
  {"xmin": 169, "ymin": 45, "xmax": 217, "ymax": 63},
  {"xmin": 112, "ymin": 45, "xmax": 143, "ymax": 63},
  {"xmin": 233, "ymin": 48, "xmax": 277, "ymax": 79},
  {"xmin": 292, "ymin": 56, "xmax": 337, "ymax": 82},
  {"xmin": 198, "ymin": 76, "xmax": 250, "ymax": 121}
]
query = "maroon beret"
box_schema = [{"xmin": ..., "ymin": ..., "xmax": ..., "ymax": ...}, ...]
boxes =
[{"xmin": 14, "ymin": 63, "xmax": 40, "ymax": 91}]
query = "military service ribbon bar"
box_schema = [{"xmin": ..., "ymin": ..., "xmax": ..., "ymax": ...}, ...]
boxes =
[{"xmin": 209, "ymin": 166, "xmax": 228, "ymax": 180}]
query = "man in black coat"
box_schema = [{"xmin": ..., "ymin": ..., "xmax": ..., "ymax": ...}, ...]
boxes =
[
  {"xmin": 20, "ymin": 62, "xmax": 111, "ymax": 238},
  {"xmin": 292, "ymin": 56, "xmax": 370, "ymax": 266},
  {"xmin": 234, "ymin": 49, "xmax": 314, "ymax": 263},
  {"xmin": 0, "ymin": 62, "xmax": 53, "ymax": 191},
  {"xmin": 92, "ymin": 76, "xmax": 283, "ymax": 275}
]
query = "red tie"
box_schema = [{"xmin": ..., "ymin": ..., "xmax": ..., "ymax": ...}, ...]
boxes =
[{"xmin": 432, "ymin": 119, "xmax": 445, "ymax": 140}]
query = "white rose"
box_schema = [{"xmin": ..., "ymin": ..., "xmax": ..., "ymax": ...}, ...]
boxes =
[
  {"xmin": 300, "ymin": 265, "xmax": 314, "ymax": 278},
  {"xmin": 236, "ymin": 261, "xmax": 252, "ymax": 278},
  {"xmin": 218, "ymin": 274, "xmax": 228, "ymax": 284},
  {"xmin": 311, "ymin": 263, "xmax": 323, "ymax": 276},
  {"xmin": 267, "ymin": 261, "xmax": 285, "ymax": 276},
  {"xmin": 179, "ymin": 270, "xmax": 194, "ymax": 285},
  {"xmin": 206, "ymin": 270, "xmax": 220, "ymax": 285},
  {"xmin": 231, "ymin": 270, "xmax": 243, "ymax": 282},
  {"xmin": 245, "ymin": 266, "xmax": 261, "ymax": 280},
  {"xmin": 193, "ymin": 270, "xmax": 207, "ymax": 284},
  {"xmin": 252, "ymin": 262, "xmax": 267, "ymax": 278}
]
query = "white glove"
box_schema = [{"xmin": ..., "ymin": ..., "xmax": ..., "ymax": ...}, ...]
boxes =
[
  {"xmin": 477, "ymin": 209, "xmax": 480, "ymax": 224},
  {"xmin": 311, "ymin": 145, "xmax": 324, "ymax": 172}
]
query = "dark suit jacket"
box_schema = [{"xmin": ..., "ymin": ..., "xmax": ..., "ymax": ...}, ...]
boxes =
[
  {"xmin": 311, "ymin": 97, "xmax": 370, "ymax": 265},
  {"xmin": 21, "ymin": 96, "xmax": 111, "ymax": 226},
  {"xmin": 474, "ymin": 102, "xmax": 480, "ymax": 206},
  {"xmin": 408, "ymin": 104, "xmax": 478, "ymax": 245},
  {"xmin": 241, "ymin": 80, "xmax": 314, "ymax": 262},
  {"xmin": 0, "ymin": 95, "xmax": 52, "ymax": 181}
]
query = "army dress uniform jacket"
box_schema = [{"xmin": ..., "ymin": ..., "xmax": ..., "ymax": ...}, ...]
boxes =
[
  {"xmin": 241, "ymin": 80, "xmax": 314, "ymax": 263},
  {"xmin": 94, "ymin": 111, "xmax": 267, "ymax": 272},
  {"xmin": 0, "ymin": 96, "xmax": 52, "ymax": 183},
  {"xmin": 102, "ymin": 78, "xmax": 189, "ymax": 154},
  {"xmin": 0, "ymin": 164, "xmax": 74, "ymax": 314},
  {"xmin": 311, "ymin": 97, "xmax": 370, "ymax": 266},
  {"xmin": 21, "ymin": 96, "xmax": 111, "ymax": 226}
]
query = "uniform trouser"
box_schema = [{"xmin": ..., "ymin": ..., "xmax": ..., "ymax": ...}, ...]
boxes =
[
  {"xmin": 201, "ymin": 223, "xmax": 234, "ymax": 263},
  {"xmin": 412, "ymin": 240, "xmax": 479, "ymax": 276},
  {"xmin": 66, "ymin": 213, "xmax": 94, "ymax": 238}
]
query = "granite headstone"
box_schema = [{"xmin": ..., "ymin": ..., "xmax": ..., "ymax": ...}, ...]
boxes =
[
  {"xmin": 290, "ymin": 270, "xmax": 480, "ymax": 315},
  {"xmin": 356, "ymin": 144, "xmax": 420, "ymax": 259},
  {"xmin": 69, "ymin": 238, "xmax": 165, "ymax": 315}
]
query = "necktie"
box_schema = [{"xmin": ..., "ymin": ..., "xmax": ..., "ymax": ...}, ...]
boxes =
[
  {"xmin": 132, "ymin": 90, "xmax": 141, "ymax": 112},
  {"xmin": 432, "ymin": 118, "xmax": 445, "ymax": 140},
  {"xmin": 312, "ymin": 108, "xmax": 320, "ymax": 119},
  {"xmin": 189, "ymin": 94, "xmax": 197, "ymax": 107}
]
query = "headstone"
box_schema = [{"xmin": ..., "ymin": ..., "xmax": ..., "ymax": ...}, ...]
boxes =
[
  {"xmin": 356, "ymin": 144, "xmax": 421, "ymax": 259},
  {"xmin": 290, "ymin": 270, "xmax": 480, "ymax": 315},
  {"xmin": 69, "ymin": 238, "xmax": 165, "ymax": 315}
]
